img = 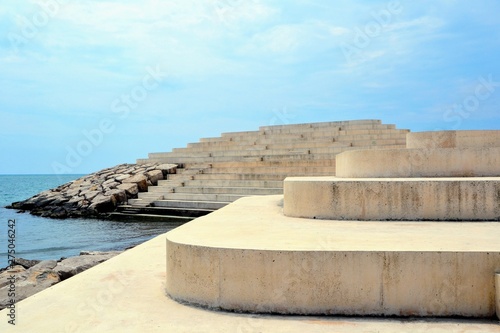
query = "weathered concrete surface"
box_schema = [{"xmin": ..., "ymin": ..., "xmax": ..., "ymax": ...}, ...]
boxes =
[
  {"xmin": 407, "ymin": 130, "xmax": 500, "ymax": 149},
  {"xmin": 7, "ymin": 163, "xmax": 177, "ymax": 218},
  {"xmin": 1, "ymin": 198, "xmax": 499, "ymax": 332},
  {"xmin": 167, "ymin": 196, "xmax": 500, "ymax": 317},
  {"xmin": 284, "ymin": 177, "xmax": 500, "ymax": 221},
  {"xmin": 336, "ymin": 147, "xmax": 500, "ymax": 178}
]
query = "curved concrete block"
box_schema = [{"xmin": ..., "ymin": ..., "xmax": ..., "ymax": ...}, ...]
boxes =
[
  {"xmin": 336, "ymin": 148, "xmax": 500, "ymax": 178},
  {"xmin": 166, "ymin": 196, "xmax": 500, "ymax": 317},
  {"xmin": 284, "ymin": 177, "xmax": 500, "ymax": 221},
  {"xmin": 407, "ymin": 131, "xmax": 500, "ymax": 149}
]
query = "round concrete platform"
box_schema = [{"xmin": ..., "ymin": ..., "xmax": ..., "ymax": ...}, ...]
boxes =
[
  {"xmin": 335, "ymin": 147, "xmax": 500, "ymax": 178},
  {"xmin": 407, "ymin": 130, "xmax": 500, "ymax": 149},
  {"xmin": 283, "ymin": 177, "xmax": 500, "ymax": 221},
  {"xmin": 2, "ymin": 216, "xmax": 499, "ymax": 332},
  {"xmin": 166, "ymin": 196, "xmax": 500, "ymax": 317}
]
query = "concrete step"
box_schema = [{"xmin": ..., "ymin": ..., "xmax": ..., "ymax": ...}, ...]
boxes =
[
  {"xmin": 226, "ymin": 129, "xmax": 406, "ymax": 142},
  {"xmin": 203, "ymin": 128, "xmax": 405, "ymax": 144},
  {"xmin": 149, "ymin": 141, "xmax": 405, "ymax": 160},
  {"xmin": 141, "ymin": 156, "xmax": 264, "ymax": 164},
  {"xmin": 201, "ymin": 159, "xmax": 337, "ymax": 169},
  {"xmin": 149, "ymin": 147, "xmax": 314, "ymax": 159},
  {"xmin": 337, "ymin": 147, "xmax": 500, "ymax": 178},
  {"xmin": 160, "ymin": 193, "xmax": 247, "ymax": 202},
  {"xmin": 183, "ymin": 137, "xmax": 406, "ymax": 152},
  {"xmin": 284, "ymin": 176, "xmax": 500, "ymax": 221},
  {"xmin": 166, "ymin": 173, "xmax": 330, "ymax": 181},
  {"xmin": 201, "ymin": 124, "xmax": 399, "ymax": 140},
  {"xmin": 137, "ymin": 192, "xmax": 166, "ymax": 199},
  {"xmin": 116, "ymin": 205, "xmax": 214, "ymax": 218},
  {"xmin": 187, "ymin": 129, "xmax": 408, "ymax": 148},
  {"xmin": 161, "ymin": 179, "xmax": 284, "ymax": 188},
  {"xmin": 172, "ymin": 160, "xmax": 336, "ymax": 172},
  {"xmin": 259, "ymin": 126, "xmax": 405, "ymax": 136},
  {"xmin": 140, "ymin": 146, "xmax": 405, "ymax": 165},
  {"xmin": 127, "ymin": 198, "xmax": 152, "ymax": 207},
  {"xmin": 258, "ymin": 119, "xmax": 382, "ymax": 131},
  {"xmin": 153, "ymin": 200, "xmax": 230, "ymax": 210},
  {"xmin": 180, "ymin": 141, "xmax": 349, "ymax": 152},
  {"xmin": 257, "ymin": 121, "xmax": 392, "ymax": 134},
  {"xmin": 166, "ymin": 195, "xmax": 500, "ymax": 317},
  {"xmin": 108, "ymin": 212, "xmax": 193, "ymax": 222},
  {"xmin": 172, "ymin": 186, "xmax": 283, "ymax": 195},
  {"xmin": 201, "ymin": 166, "xmax": 335, "ymax": 175}
]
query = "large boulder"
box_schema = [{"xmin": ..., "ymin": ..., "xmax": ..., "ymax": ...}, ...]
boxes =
[
  {"xmin": 89, "ymin": 194, "xmax": 117, "ymax": 213},
  {"xmin": 117, "ymin": 183, "xmax": 139, "ymax": 197},
  {"xmin": 105, "ymin": 189, "xmax": 127, "ymax": 204},
  {"xmin": 0, "ymin": 266, "xmax": 26, "ymax": 288},
  {"xmin": 0, "ymin": 260, "xmax": 60, "ymax": 310},
  {"xmin": 115, "ymin": 174, "xmax": 132, "ymax": 182},
  {"xmin": 12, "ymin": 258, "xmax": 41, "ymax": 269},
  {"xmin": 19, "ymin": 260, "xmax": 59, "ymax": 285},
  {"xmin": 122, "ymin": 174, "xmax": 148, "ymax": 192},
  {"xmin": 156, "ymin": 164, "xmax": 177, "ymax": 176},
  {"xmin": 146, "ymin": 169, "xmax": 163, "ymax": 186},
  {"xmin": 54, "ymin": 252, "xmax": 121, "ymax": 280}
]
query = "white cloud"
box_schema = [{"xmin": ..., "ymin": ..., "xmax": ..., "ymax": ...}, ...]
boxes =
[
  {"xmin": 329, "ymin": 26, "xmax": 350, "ymax": 36},
  {"xmin": 247, "ymin": 24, "xmax": 302, "ymax": 53},
  {"xmin": 237, "ymin": 19, "xmax": 337, "ymax": 62},
  {"xmin": 386, "ymin": 16, "xmax": 446, "ymax": 33}
]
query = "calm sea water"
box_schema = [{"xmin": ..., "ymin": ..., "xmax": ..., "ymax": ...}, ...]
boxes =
[{"xmin": 0, "ymin": 174, "xmax": 185, "ymax": 268}]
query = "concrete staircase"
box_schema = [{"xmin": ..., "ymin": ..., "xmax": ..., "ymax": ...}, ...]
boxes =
[
  {"xmin": 166, "ymin": 129, "xmax": 500, "ymax": 317},
  {"xmin": 126, "ymin": 119, "xmax": 409, "ymax": 217}
]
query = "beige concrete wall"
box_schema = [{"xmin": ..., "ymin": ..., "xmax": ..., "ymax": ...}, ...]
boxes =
[
  {"xmin": 283, "ymin": 177, "xmax": 500, "ymax": 221},
  {"xmin": 166, "ymin": 239, "xmax": 500, "ymax": 317},
  {"xmin": 335, "ymin": 148, "xmax": 500, "ymax": 178},
  {"xmin": 407, "ymin": 131, "xmax": 500, "ymax": 149},
  {"xmin": 166, "ymin": 195, "xmax": 500, "ymax": 317}
]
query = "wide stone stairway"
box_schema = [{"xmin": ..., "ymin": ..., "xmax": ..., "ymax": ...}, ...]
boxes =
[
  {"xmin": 166, "ymin": 129, "xmax": 500, "ymax": 318},
  {"xmin": 116, "ymin": 119, "xmax": 409, "ymax": 219}
]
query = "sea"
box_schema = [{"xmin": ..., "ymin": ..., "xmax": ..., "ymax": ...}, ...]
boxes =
[{"xmin": 0, "ymin": 174, "xmax": 185, "ymax": 268}]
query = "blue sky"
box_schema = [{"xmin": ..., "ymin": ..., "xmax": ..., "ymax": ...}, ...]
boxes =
[{"xmin": 1, "ymin": 0, "xmax": 499, "ymax": 174}]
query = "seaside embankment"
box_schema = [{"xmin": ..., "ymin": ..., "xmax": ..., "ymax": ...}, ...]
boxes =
[{"xmin": 7, "ymin": 163, "xmax": 177, "ymax": 219}]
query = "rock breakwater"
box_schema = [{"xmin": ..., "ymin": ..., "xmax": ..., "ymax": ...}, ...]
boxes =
[
  {"xmin": 8, "ymin": 163, "xmax": 177, "ymax": 218},
  {"xmin": 0, "ymin": 251, "xmax": 122, "ymax": 310}
]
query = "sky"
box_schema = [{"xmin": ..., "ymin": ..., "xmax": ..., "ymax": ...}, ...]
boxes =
[{"xmin": 1, "ymin": 0, "xmax": 499, "ymax": 174}]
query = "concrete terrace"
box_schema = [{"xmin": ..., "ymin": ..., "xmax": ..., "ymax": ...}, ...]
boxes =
[
  {"xmin": 1, "ymin": 196, "xmax": 499, "ymax": 332},
  {"xmin": 2, "ymin": 122, "xmax": 500, "ymax": 332}
]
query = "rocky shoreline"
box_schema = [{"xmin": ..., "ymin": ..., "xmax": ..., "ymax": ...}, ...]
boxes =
[
  {"xmin": 1, "ymin": 163, "xmax": 179, "ymax": 310},
  {"xmin": 7, "ymin": 163, "xmax": 177, "ymax": 219},
  {"xmin": 0, "ymin": 250, "xmax": 124, "ymax": 310}
]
